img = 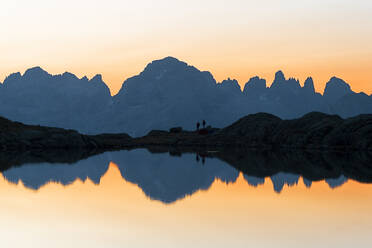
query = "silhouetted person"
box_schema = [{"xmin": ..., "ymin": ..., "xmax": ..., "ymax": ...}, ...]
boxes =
[
  {"xmin": 202, "ymin": 120, "xmax": 206, "ymax": 128},
  {"xmin": 196, "ymin": 122, "xmax": 200, "ymax": 131},
  {"xmin": 196, "ymin": 154, "xmax": 200, "ymax": 162},
  {"xmin": 202, "ymin": 156, "xmax": 205, "ymax": 165}
]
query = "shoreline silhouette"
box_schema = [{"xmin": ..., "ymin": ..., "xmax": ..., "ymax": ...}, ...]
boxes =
[{"xmin": 0, "ymin": 111, "xmax": 371, "ymax": 151}]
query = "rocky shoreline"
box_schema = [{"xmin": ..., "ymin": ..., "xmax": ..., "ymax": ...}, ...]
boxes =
[
  {"xmin": 133, "ymin": 112, "xmax": 372, "ymax": 151},
  {"xmin": 0, "ymin": 112, "xmax": 371, "ymax": 151}
]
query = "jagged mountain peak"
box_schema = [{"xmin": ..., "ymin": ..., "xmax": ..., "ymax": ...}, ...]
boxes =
[
  {"xmin": 287, "ymin": 77, "xmax": 301, "ymax": 87},
  {"xmin": 304, "ymin": 77, "xmax": 314, "ymax": 88},
  {"xmin": 219, "ymin": 78, "xmax": 239, "ymax": 86},
  {"xmin": 157, "ymin": 56, "xmax": 182, "ymax": 64},
  {"xmin": 303, "ymin": 77, "xmax": 315, "ymax": 94},
  {"xmin": 323, "ymin": 76, "xmax": 353, "ymax": 102},
  {"xmin": 270, "ymin": 71, "xmax": 301, "ymax": 94},
  {"xmin": 90, "ymin": 74, "xmax": 103, "ymax": 82},
  {"xmin": 288, "ymin": 77, "xmax": 299, "ymax": 82},
  {"xmin": 274, "ymin": 70, "xmax": 286, "ymax": 81},
  {"xmin": 304, "ymin": 76, "xmax": 313, "ymax": 83},
  {"xmin": 115, "ymin": 56, "xmax": 216, "ymax": 100},
  {"xmin": 247, "ymin": 76, "xmax": 266, "ymax": 86},
  {"xmin": 130, "ymin": 56, "xmax": 211, "ymax": 86},
  {"xmin": 89, "ymin": 74, "xmax": 112, "ymax": 95},
  {"xmin": 81, "ymin": 76, "xmax": 89, "ymax": 81},
  {"xmin": 218, "ymin": 78, "xmax": 242, "ymax": 92},
  {"xmin": 61, "ymin": 72, "xmax": 79, "ymax": 80},
  {"xmin": 243, "ymin": 76, "xmax": 267, "ymax": 95},
  {"xmin": 3, "ymin": 72, "xmax": 22, "ymax": 85},
  {"xmin": 23, "ymin": 66, "xmax": 50, "ymax": 79},
  {"xmin": 220, "ymin": 77, "xmax": 238, "ymax": 84},
  {"xmin": 142, "ymin": 56, "xmax": 188, "ymax": 74},
  {"xmin": 270, "ymin": 70, "xmax": 286, "ymax": 89},
  {"xmin": 325, "ymin": 77, "xmax": 351, "ymax": 90}
]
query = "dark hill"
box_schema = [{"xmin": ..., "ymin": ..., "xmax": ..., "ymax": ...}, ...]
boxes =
[
  {"xmin": 0, "ymin": 116, "xmax": 131, "ymax": 150},
  {"xmin": 208, "ymin": 112, "xmax": 372, "ymax": 150},
  {"xmin": 140, "ymin": 112, "xmax": 372, "ymax": 151},
  {"xmin": 0, "ymin": 112, "xmax": 371, "ymax": 151}
]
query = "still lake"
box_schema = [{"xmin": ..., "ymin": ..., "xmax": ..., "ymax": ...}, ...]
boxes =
[{"xmin": 0, "ymin": 149, "xmax": 371, "ymax": 247}]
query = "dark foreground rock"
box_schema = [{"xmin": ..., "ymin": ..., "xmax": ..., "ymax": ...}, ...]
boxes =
[
  {"xmin": 133, "ymin": 112, "xmax": 372, "ymax": 151},
  {"xmin": 0, "ymin": 112, "xmax": 371, "ymax": 151},
  {"xmin": 0, "ymin": 116, "xmax": 132, "ymax": 150},
  {"xmin": 208, "ymin": 112, "xmax": 372, "ymax": 150}
]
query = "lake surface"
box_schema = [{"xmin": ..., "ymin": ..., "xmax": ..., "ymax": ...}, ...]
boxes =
[{"xmin": 0, "ymin": 149, "xmax": 371, "ymax": 247}]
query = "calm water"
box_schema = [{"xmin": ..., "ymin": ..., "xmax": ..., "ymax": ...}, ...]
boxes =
[{"xmin": 0, "ymin": 149, "xmax": 371, "ymax": 247}]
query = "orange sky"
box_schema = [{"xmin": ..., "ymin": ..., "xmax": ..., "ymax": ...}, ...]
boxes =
[{"xmin": 1, "ymin": 0, "xmax": 371, "ymax": 95}]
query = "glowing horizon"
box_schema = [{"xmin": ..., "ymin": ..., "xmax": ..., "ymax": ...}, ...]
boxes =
[{"xmin": 1, "ymin": 0, "xmax": 372, "ymax": 95}]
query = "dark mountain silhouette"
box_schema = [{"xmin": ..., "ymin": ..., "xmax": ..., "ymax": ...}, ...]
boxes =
[
  {"xmin": 243, "ymin": 76, "xmax": 267, "ymax": 98},
  {"xmin": 0, "ymin": 57, "xmax": 371, "ymax": 136},
  {"xmin": 108, "ymin": 57, "xmax": 242, "ymax": 136},
  {"xmin": 217, "ymin": 78, "xmax": 242, "ymax": 97},
  {"xmin": 330, "ymin": 92, "xmax": 372, "ymax": 117},
  {"xmin": 303, "ymin": 77, "xmax": 315, "ymax": 93},
  {"xmin": 0, "ymin": 67, "xmax": 112, "ymax": 133},
  {"xmin": 323, "ymin": 77, "xmax": 353, "ymax": 104}
]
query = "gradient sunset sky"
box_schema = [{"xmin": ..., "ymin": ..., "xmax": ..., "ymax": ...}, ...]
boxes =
[{"xmin": 1, "ymin": 0, "xmax": 371, "ymax": 95}]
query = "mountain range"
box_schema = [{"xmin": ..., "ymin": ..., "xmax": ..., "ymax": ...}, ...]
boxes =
[{"xmin": 1, "ymin": 57, "xmax": 371, "ymax": 136}]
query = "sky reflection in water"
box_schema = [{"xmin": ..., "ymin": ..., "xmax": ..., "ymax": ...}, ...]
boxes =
[{"xmin": 0, "ymin": 149, "xmax": 371, "ymax": 248}]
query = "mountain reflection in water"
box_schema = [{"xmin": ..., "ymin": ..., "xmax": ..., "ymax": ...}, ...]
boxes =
[{"xmin": 1, "ymin": 149, "xmax": 371, "ymax": 203}]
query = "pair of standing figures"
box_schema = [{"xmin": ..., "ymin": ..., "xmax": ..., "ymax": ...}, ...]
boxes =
[{"xmin": 196, "ymin": 120, "xmax": 206, "ymax": 130}]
